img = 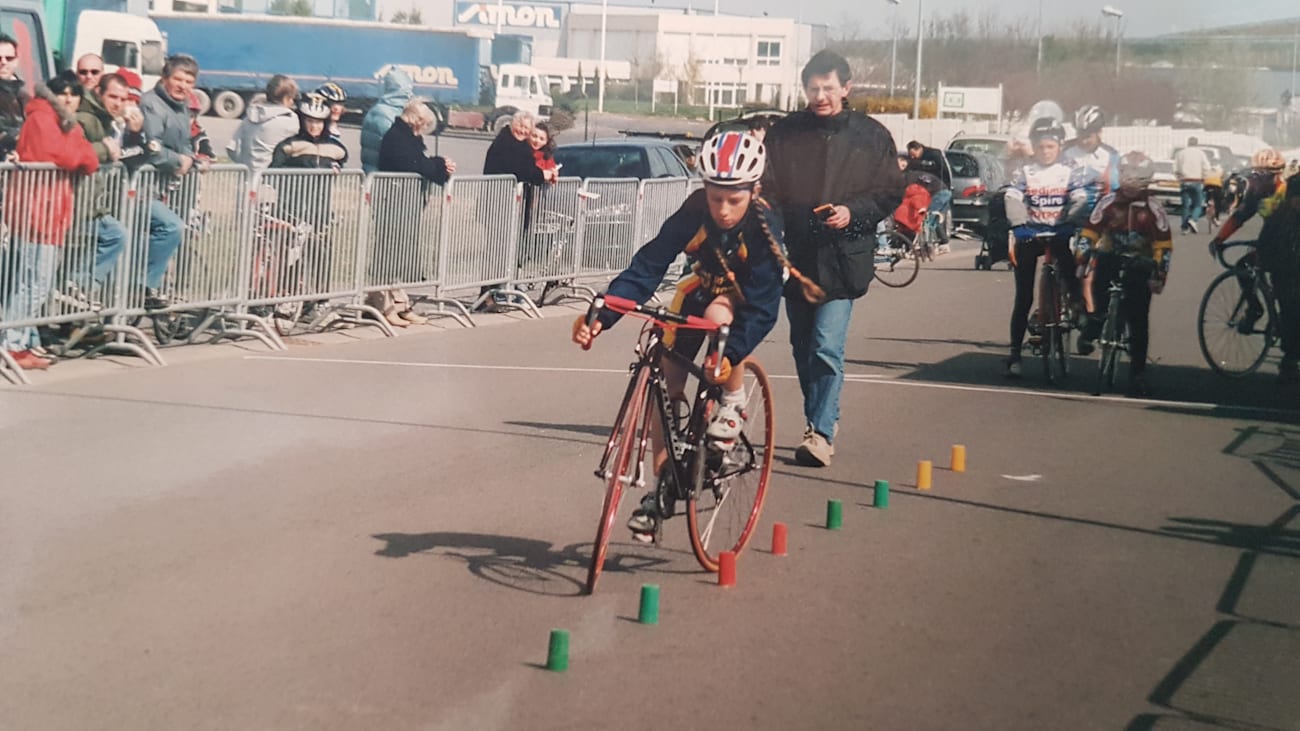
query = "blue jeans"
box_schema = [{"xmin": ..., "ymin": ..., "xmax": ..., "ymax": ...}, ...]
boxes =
[
  {"xmin": 2, "ymin": 239, "xmax": 59, "ymax": 352},
  {"xmin": 927, "ymin": 188, "xmax": 952, "ymax": 241},
  {"xmin": 92, "ymin": 215, "xmax": 127, "ymax": 286},
  {"xmin": 786, "ymin": 295, "xmax": 855, "ymax": 442},
  {"xmin": 1180, "ymin": 182, "xmax": 1204, "ymax": 228},
  {"xmin": 146, "ymin": 199, "xmax": 184, "ymax": 289}
]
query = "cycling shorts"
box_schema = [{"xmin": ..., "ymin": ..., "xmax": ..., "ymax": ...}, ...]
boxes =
[{"xmin": 662, "ymin": 273, "xmax": 736, "ymax": 360}]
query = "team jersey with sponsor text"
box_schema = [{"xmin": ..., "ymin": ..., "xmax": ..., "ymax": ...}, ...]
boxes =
[{"xmin": 1006, "ymin": 160, "xmax": 1098, "ymax": 227}]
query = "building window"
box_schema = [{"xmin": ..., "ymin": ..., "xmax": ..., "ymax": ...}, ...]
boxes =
[{"xmin": 756, "ymin": 40, "xmax": 781, "ymax": 66}]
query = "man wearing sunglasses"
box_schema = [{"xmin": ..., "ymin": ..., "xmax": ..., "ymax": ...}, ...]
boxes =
[
  {"xmin": 0, "ymin": 32, "xmax": 26, "ymax": 160},
  {"xmin": 74, "ymin": 53, "xmax": 104, "ymax": 93}
]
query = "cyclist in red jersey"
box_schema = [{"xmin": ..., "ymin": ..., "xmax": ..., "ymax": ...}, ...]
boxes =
[{"xmin": 1074, "ymin": 153, "xmax": 1173, "ymax": 397}]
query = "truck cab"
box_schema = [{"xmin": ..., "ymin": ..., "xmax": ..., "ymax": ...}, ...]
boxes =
[
  {"xmin": 489, "ymin": 62, "xmax": 551, "ymax": 129},
  {"xmin": 1, "ymin": 0, "xmax": 55, "ymax": 91},
  {"xmin": 69, "ymin": 10, "xmax": 164, "ymax": 91}
]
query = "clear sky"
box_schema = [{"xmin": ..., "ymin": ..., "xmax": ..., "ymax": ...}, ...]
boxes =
[{"xmin": 698, "ymin": 0, "xmax": 1300, "ymax": 38}]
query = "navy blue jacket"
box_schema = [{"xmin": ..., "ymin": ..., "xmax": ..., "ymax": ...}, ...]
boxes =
[{"xmin": 599, "ymin": 189, "xmax": 784, "ymax": 364}]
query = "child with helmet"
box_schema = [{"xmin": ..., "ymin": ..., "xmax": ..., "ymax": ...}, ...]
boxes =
[
  {"xmin": 314, "ymin": 82, "xmax": 347, "ymax": 139},
  {"xmin": 572, "ymin": 129, "xmax": 824, "ymax": 541},
  {"xmin": 1003, "ymin": 116, "xmax": 1099, "ymax": 378},
  {"xmin": 269, "ymin": 93, "xmax": 348, "ymax": 170}
]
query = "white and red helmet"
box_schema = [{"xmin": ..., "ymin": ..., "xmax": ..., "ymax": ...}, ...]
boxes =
[{"xmin": 699, "ymin": 130, "xmax": 766, "ymax": 187}]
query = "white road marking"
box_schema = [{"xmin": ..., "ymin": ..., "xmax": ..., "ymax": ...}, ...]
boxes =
[
  {"xmin": 243, "ymin": 355, "xmax": 1297, "ymax": 418},
  {"xmin": 1001, "ymin": 474, "xmax": 1044, "ymax": 482}
]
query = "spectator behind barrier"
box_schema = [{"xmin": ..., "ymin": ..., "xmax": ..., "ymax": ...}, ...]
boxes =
[
  {"xmin": 73, "ymin": 53, "xmax": 104, "ymax": 93},
  {"xmin": 72, "ymin": 71, "xmax": 153, "ymax": 307},
  {"xmin": 0, "ymin": 32, "xmax": 28, "ymax": 160},
  {"xmin": 227, "ymin": 74, "xmax": 298, "ymax": 172},
  {"xmin": 136, "ymin": 53, "xmax": 196, "ymax": 309},
  {"xmin": 367, "ymin": 97, "xmax": 457, "ymax": 327},
  {"xmin": 2, "ymin": 71, "xmax": 99, "ymax": 371},
  {"xmin": 361, "ymin": 67, "xmax": 412, "ymax": 174}
]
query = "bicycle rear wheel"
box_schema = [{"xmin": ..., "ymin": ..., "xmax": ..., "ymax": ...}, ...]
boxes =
[
  {"xmin": 585, "ymin": 366, "xmax": 649, "ymax": 595},
  {"xmin": 873, "ymin": 232, "xmax": 920, "ymax": 288},
  {"xmin": 1198, "ymin": 269, "xmax": 1274, "ymax": 378},
  {"xmin": 687, "ymin": 359, "xmax": 774, "ymax": 572}
]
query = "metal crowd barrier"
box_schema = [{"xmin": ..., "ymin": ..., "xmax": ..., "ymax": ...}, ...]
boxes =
[
  {"xmin": 577, "ymin": 178, "xmax": 641, "ymax": 282},
  {"xmin": 3, "ymin": 165, "xmax": 697, "ymax": 384}
]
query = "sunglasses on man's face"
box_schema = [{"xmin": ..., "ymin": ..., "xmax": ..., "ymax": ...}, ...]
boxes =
[{"xmin": 77, "ymin": 68, "xmax": 103, "ymax": 76}]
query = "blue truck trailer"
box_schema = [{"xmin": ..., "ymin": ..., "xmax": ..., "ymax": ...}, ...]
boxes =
[{"xmin": 152, "ymin": 13, "xmax": 483, "ymax": 119}]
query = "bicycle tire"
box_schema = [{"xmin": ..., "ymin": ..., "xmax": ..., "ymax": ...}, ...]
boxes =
[
  {"xmin": 687, "ymin": 359, "xmax": 774, "ymax": 572},
  {"xmin": 1197, "ymin": 268, "xmax": 1274, "ymax": 378},
  {"xmin": 1095, "ymin": 294, "xmax": 1121, "ymax": 396},
  {"xmin": 1038, "ymin": 273, "xmax": 1067, "ymax": 385},
  {"xmin": 585, "ymin": 366, "xmax": 649, "ymax": 595},
  {"xmin": 873, "ymin": 231, "xmax": 920, "ymax": 288}
]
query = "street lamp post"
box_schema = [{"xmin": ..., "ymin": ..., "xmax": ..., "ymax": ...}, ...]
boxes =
[
  {"xmin": 598, "ymin": 0, "xmax": 608, "ymax": 112},
  {"xmin": 912, "ymin": 0, "xmax": 923, "ymax": 119},
  {"xmin": 1102, "ymin": 5, "xmax": 1124, "ymax": 76},
  {"xmin": 887, "ymin": 0, "xmax": 899, "ymax": 98},
  {"xmin": 1035, "ymin": 0, "xmax": 1043, "ymax": 77}
]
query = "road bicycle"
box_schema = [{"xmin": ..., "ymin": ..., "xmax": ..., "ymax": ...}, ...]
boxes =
[
  {"xmin": 1024, "ymin": 231, "xmax": 1079, "ymax": 386},
  {"xmin": 247, "ymin": 205, "xmax": 329, "ymax": 337},
  {"xmin": 583, "ymin": 294, "xmax": 774, "ymax": 594},
  {"xmin": 1089, "ymin": 251, "xmax": 1152, "ymax": 396},
  {"xmin": 1198, "ymin": 241, "xmax": 1277, "ymax": 378}
]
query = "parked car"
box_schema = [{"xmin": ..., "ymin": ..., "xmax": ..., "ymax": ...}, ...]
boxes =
[
  {"xmin": 1149, "ymin": 160, "xmax": 1181, "ymax": 210},
  {"xmin": 553, "ymin": 138, "xmax": 693, "ymax": 179},
  {"xmin": 945, "ymin": 149, "xmax": 1007, "ymax": 233},
  {"xmin": 947, "ymin": 134, "xmax": 1012, "ymax": 160}
]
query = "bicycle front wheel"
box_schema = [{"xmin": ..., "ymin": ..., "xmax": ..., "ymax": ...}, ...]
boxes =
[
  {"xmin": 1198, "ymin": 269, "xmax": 1274, "ymax": 378},
  {"xmin": 585, "ymin": 366, "xmax": 649, "ymax": 595},
  {"xmin": 873, "ymin": 232, "xmax": 920, "ymax": 288},
  {"xmin": 687, "ymin": 359, "xmax": 774, "ymax": 572},
  {"xmin": 1038, "ymin": 274, "xmax": 1068, "ymax": 386},
  {"xmin": 1095, "ymin": 305, "xmax": 1121, "ymax": 396}
]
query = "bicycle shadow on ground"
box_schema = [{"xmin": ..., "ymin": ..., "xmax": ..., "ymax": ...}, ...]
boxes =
[
  {"xmin": 370, "ymin": 531, "xmax": 695, "ymax": 597},
  {"xmin": 372, "ymin": 531, "xmax": 589, "ymax": 597},
  {"xmin": 503, "ymin": 421, "xmax": 611, "ymax": 439}
]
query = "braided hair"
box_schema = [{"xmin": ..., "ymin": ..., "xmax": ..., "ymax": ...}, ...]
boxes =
[{"xmin": 755, "ymin": 198, "xmax": 825, "ymax": 304}]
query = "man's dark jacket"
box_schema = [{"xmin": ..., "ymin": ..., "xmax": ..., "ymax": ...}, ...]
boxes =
[
  {"xmin": 907, "ymin": 145, "xmax": 951, "ymax": 188},
  {"xmin": 762, "ymin": 109, "xmax": 903, "ymax": 300},
  {"xmin": 377, "ymin": 117, "xmax": 450, "ymax": 184},
  {"xmin": 482, "ymin": 126, "xmax": 545, "ymax": 185},
  {"xmin": 0, "ymin": 76, "xmax": 27, "ymax": 157}
]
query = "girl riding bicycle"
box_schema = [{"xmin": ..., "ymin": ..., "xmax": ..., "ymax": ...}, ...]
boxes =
[{"xmin": 572, "ymin": 130, "xmax": 823, "ymax": 541}]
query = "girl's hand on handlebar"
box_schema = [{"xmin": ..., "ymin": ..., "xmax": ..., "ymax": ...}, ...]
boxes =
[
  {"xmin": 704, "ymin": 353, "xmax": 733, "ymax": 384},
  {"xmin": 572, "ymin": 316, "xmax": 602, "ymax": 348}
]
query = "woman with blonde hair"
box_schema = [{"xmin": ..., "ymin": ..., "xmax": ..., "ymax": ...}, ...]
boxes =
[{"xmin": 366, "ymin": 98, "xmax": 457, "ymax": 326}]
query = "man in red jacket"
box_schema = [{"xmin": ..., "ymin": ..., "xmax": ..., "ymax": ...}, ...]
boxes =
[{"xmin": 2, "ymin": 70, "xmax": 98, "ymax": 370}]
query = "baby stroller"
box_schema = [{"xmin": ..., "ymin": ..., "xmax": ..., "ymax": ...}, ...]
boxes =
[{"xmin": 974, "ymin": 186, "xmax": 1014, "ymax": 271}]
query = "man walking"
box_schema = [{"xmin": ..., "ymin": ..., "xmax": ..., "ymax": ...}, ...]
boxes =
[
  {"xmin": 762, "ymin": 50, "xmax": 904, "ymax": 467},
  {"xmin": 1174, "ymin": 136, "xmax": 1211, "ymax": 234},
  {"xmin": 905, "ymin": 139, "xmax": 952, "ymax": 252}
]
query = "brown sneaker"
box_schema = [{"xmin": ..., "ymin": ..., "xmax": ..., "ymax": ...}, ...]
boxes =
[
  {"xmin": 384, "ymin": 311, "xmax": 409, "ymax": 328},
  {"xmin": 795, "ymin": 427, "xmax": 833, "ymax": 467},
  {"xmin": 399, "ymin": 310, "xmax": 430, "ymax": 325}
]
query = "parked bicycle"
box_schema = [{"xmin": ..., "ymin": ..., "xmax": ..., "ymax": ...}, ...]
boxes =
[
  {"xmin": 248, "ymin": 202, "xmax": 328, "ymax": 336},
  {"xmin": 1198, "ymin": 240, "xmax": 1277, "ymax": 378},
  {"xmin": 583, "ymin": 294, "xmax": 773, "ymax": 595}
]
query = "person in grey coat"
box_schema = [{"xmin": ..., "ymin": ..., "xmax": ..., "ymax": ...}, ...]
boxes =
[
  {"xmin": 227, "ymin": 74, "xmax": 299, "ymax": 171},
  {"xmin": 134, "ymin": 54, "xmax": 195, "ymax": 308},
  {"xmin": 360, "ymin": 67, "xmax": 413, "ymax": 173}
]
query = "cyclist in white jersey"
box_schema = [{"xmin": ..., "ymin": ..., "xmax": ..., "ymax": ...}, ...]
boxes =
[
  {"xmin": 1065, "ymin": 105, "xmax": 1120, "ymax": 194},
  {"xmin": 1003, "ymin": 117, "xmax": 1098, "ymax": 378}
]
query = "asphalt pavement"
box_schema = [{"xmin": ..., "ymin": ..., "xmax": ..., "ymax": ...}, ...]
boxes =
[{"xmin": 1, "ymin": 227, "xmax": 1298, "ymax": 729}]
